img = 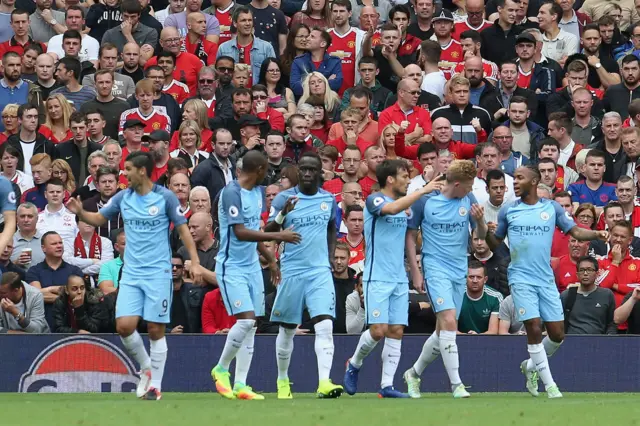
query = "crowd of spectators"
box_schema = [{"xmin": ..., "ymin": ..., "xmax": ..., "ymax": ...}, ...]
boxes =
[{"xmin": 3, "ymin": 0, "xmax": 640, "ymax": 336}]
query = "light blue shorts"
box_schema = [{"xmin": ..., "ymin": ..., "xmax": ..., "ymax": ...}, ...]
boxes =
[
  {"xmin": 425, "ymin": 274, "xmax": 465, "ymax": 318},
  {"xmin": 270, "ymin": 268, "xmax": 334, "ymax": 324},
  {"xmin": 364, "ymin": 280, "xmax": 408, "ymax": 325},
  {"xmin": 217, "ymin": 267, "xmax": 265, "ymax": 317},
  {"xmin": 510, "ymin": 283, "xmax": 564, "ymax": 323},
  {"xmin": 116, "ymin": 278, "xmax": 172, "ymax": 324}
]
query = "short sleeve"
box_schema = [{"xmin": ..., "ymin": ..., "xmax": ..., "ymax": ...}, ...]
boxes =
[
  {"xmin": 567, "ymin": 183, "xmax": 579, "ymax": 202},
  {"xmin": 494, "ymin": 203, "xmax": 509, "ymax": 240},
  {"xmin": 498, "ymin": 297, "xmax": 512, "ymax": 321},
  {"xmin": 25, "ymin": 266, "xmax": 40, "ymax": 284},
  {"xmin": 268, "ymin": 192, "xmax": 287, "ymax": 222},
  {"xmin": 490, "ymin": 296, "xmax": 500, "ymax": 313},
  {"xmin": 329, "ymin": 197, "xmax": 337, "ymax": 222},
  {"xmin": 365, "ymin": 193, "xmax": 390, "ymax": 217},
  {"xmin": 164, "ymin": 190, "xmax": 188, "ymax": 227},
  {"xmin": 99, "ymin": 190, "xmax": 125, "ymax": 220},
  {"xmin": 207, "ymin": 14, "xmax": 221, "ymax": 35},
  {"xmin": 553, "ymin": 200, "xmax": 576, "ymax": 234},
  {"xmin": 221, "ymin": 185, "xmax": 244, "ymax": 225},
  {"xmin": 0, "ymin": 178, "xmax": 16, "ymax": 212},
  {"xmin": 277, "ymin": 11, "xmax": 288, "ymax": 34},
  {"xmin": 408, "ymin": 196, "xmax": 426, "ymax": 230}
]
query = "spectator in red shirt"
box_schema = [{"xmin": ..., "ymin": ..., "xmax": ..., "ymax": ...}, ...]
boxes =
[
  {"xmin": 119, "ymin": 119, "xmax": 148, "ymax": 169},
  {"xmin": 0, "ymin": 10, "xmax": 45, "ymax": 58},
  {"xmin": 252, "ymin": 84, "xmax": 285, "ymax": 133},
  {"xmin": 552, "ymin": 235, "xmax": 590, "ymax": 292},
  {"xmin": 338, "ymin": 204, "xmax": 365, "ymax": 269},
  {"xmin": 358, "ymin": 145, "xmax": 384, "ymax": 199},
  {"xmin": 145, "ymin": 27, "xmax": 203, "ymax": 94},
  {"xmin": 158, "ymin": 51, "xmax": 191, "ymax": 106},
  {"xmin": 430, "ymin": 117, "xmax": 476, "ymax": 160},
  {"xmin": 185, "ymin": 12, "xmax": 219, "ymax": 66},
  {"xmin": 551, "ymin": 191, "xmax": 575, "ymax": 259},
  {"xmin": 327, "ymin": 108, "xmax": 373, "ymax": 157},
  {"xmin": 144, "ymin": 130, "xmax": 171, "ymax": 182},
  {"xmin": 389, "ymin": 5, "xmax": 421, "ymax": 58},
  {"xmin": 202, "ymin": 288, "xmax": 237, "ymax": 334},
  {"xmin": 322, "ymin": 145, "xmax": 360, "ymax": 199}
]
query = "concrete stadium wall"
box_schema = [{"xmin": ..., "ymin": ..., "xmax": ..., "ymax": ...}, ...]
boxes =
[{"xmin": 4, "ymin": 334, "xmax": 639, "ymax": 393}]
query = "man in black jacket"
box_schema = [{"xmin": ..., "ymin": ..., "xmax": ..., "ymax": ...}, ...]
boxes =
[
  {"xmin": 8, "ymin": 103, "xmax": 55, "ymax": 172},
  {"xmin": 481, "ymin": 0, "xmax": 523, "ymax": 65},
  {"xmin": 190, "ymin": 128, "xmax": 236, "ymax": 203},
  {"xmin": 603, "ymin": 54, "xmax": 640, "ymax": 119},
  {"xmin": 547, "ymin": 60, "xmax": 605, "ymax": 119},
  {"xmin": 480, "ymin": 59, "xmax": 538, "ymax": 123},
  {"xmin": 210, "ymin": 88, "xmax": 271, "ymax": 142},
  {"xmin": 167, "ymin": 253, "xmax": 204, "ymax": 334},
  {"xmin": 54, "ymin": 112, "xmax": 102, "ymax": 188}
]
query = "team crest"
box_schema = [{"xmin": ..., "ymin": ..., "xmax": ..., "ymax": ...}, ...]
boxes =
[
  {"xmin": 350, "ymin": 250, "xmax": 357, "ymax": 258},
  {"xmin": 565, "ymin": 211, "xmax": 572, "ymax": 220},
  {"xmin": 519, "ymin": 307, "xmax": 526, "ymax": 316},
  {"xmin": 320, "ymin": 202, "xmax": 329, "ymax": 211},
  {"xmin": 600, "ymin": 194, "xmax": 609, "ymax": 203},
  {"xmin": 630, "ymin": 264, "xmax": 637, "ymax": 271},
  {"xmin": 152, "ymin": 122, "xmax": 161, "ymax": 130},
  {"xmin": 405, "ymin": 44, "xmax": 412, "ymax": 51},
  {"xmin": 451, "ymin": 51, "xmax": 460, "ymax": 58},
  {"xmin": 540, "ymin": 212, "xmax": 550, "ymax": 221},
  {"xmin": 373, "ymin": 197, "xmax": 384, "ymax": 206},
  {"xmin": 372, "ymin": 309, "xmax": 381, "ymax": 318},
  {"xmin": 234, "ymin": 300, "xmax": 242, "ymax": 308},
  {"xmin": 273, "ymin": 310, "xmax": 281, "ymax": 317},
  {"xmin": 557, "ymin": 177, "xmax": 564, "ymax": 184},
  {"xmin": 436, "ymin": 297, "xmax": 444, "ymax": 305},
  {"xmin": 148, "ymin": 206, "xmax": 159, "ymax": 216},
  {"xmin": 7, "ymin": 191, "xmax": 15, "ymax": 204},
  {"xmin": 229, "ymin": 206, "xmax": 239, "ymax": 217},
  {"xmin": 458, "ymin": 207, "xmax": 467, "ymax": 216},
  {"xmin": 347, "ymin": 41, "xmax": 355, "ymax": 48}
]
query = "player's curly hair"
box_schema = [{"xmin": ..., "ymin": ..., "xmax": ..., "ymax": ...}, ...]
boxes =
[{"xmin": 446, "ymin": 160, "xmax": 476, "ymax": 183}]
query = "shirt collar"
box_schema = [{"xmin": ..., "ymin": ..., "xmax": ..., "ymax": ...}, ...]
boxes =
[
  {"xmin": 0, "ymin": 79, "xmax": 24, "ymax": 89},
  {"xmin": 560, "ymin": 10, "xmax": 578, "ymax": 24},
  {"xmin": 43, "ymin": 205, "xmax": 67, "ymax": 216}
]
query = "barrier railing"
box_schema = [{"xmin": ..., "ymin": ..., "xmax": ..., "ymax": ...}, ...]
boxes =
[{"xmin": 4, "ymin": 334, "xmax": 639, "ymax": 393}]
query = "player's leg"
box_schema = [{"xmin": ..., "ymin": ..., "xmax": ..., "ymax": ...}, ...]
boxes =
[
  {"xmin": 212, "ymin": 272, "xmax": 258, "ymax": 400},
  {"xmin": 140, "ymin": 279, "xmax": 173, "ymax": 401},
  {"xmin": 270, "ymin": 272, "xmax": 305, "ymax": 399},
  {"xmin": 307, "ymin": 269, "xmax": 343, "ymax": 398},
  {"xmin": 378, "ymin": 281, "xmax": 409, "ymax": 398},
  {"xmin": 344, "ymin": 280, "xmax": 389, "ymax": 395},
  {"xmin": 233, "ymin": 272, "xmax": 266, "ymax": 400},
  {"xmin": 522, "ymin": 286, "xmax": 565, "ymax": 398},
  {"xmin": 115, "ymin": 282, "xmax": 150, "ymax": 398},
  {"xmin": 441, "ymin": 280, "xmax": 469, "ymax": 397}
]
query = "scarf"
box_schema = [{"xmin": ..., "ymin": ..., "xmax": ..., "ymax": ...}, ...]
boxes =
[{"xmin": 74, "ymin": 232, "xmax": 102, "ymax": 260}]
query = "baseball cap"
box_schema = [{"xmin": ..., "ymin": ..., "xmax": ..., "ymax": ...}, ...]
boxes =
[
  {"xmin": 142, "ymin": 130, "xmax": 171, "ymax": 142},
  {"xmin": 238, "ymin": 114, "xmax": 265, "ymax": 128},
  {"xmin": 516, "ymin": 32, "xmax": 536, "ymax": 44},
  {"xmin": 433, "ymin": 9, "xmax": 454, "ymax": 22},
  {"xmin": 122, "ymin": 119, "xmax": 145, "ymax": 130}
]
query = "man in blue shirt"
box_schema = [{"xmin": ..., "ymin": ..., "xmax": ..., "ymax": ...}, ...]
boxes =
[
  {"xmin": 67, "ymin": 151, "xmax": 204, "ymax": 401},
  {"xmin": 343, "ymin": 159, "xmax": 442, "ymax": 398},
  {"xmin": 0, "ymin": 52, "xmax": 29, "ymax": 133},
  {"xmin": 211, "ymin": 150, "xmax": 299, "ymax": 401},
  {"xmin": 567, "ymin": 149, "xmax": 617, "ymax": 214},
  {"xmin": 403, "ymin": 159, "xmax": 482, "ymax": 399},
  {"xmin": 290, "ymin": 28, "xmax": 343, "ymax": 97},
  {"xmin": 483, "ymin": 165, "xmax": 607, "ymax": 398},
  {"xmin": 264, "ymin": 151, "xmax": 343, "ymax": 399}
]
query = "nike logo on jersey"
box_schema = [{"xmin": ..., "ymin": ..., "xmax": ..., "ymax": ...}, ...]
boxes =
[{"xmin": 595, "ymin": 303, "xmax": 601, "ymax": 308}]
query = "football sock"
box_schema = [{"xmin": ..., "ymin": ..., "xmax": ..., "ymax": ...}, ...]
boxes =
[
  {"xmin": 380, "ymin": 337, "xmax": 402, "ymax": 388},
  {"xmin": 149, "ymin": 337, "xmax": 167, "ymax": 391},
  {"xmin": 413, "ymin": 332, "xmax": 441, "ymax": 375},
  {"xmin": 528, "ymin": 343, "xmax": 556, "ymax": 389},
  {"xmin": 276, "ymin": 326, "xmax": 296, "ymax": 380},
  {"xmin": 234, "ymin": 327, "xmax": 257, "ymax": 386},
  {"xmin": 314, "ymin": 319, "xmax": 334, "ymax": 381},
  {"xmin": 350, "ymin": 329, "xmax": 379, "ymax": 369},
  {"xmin": 439, "ymin": 330, "xmax": 462, "ymax": 387},
  {"xmin": 218, "ymin": 319, "xmax": 255, "ymax": 370},
  {"xmin": 120, "ymin": 331, "xmax": 151, "ymax": 371}
]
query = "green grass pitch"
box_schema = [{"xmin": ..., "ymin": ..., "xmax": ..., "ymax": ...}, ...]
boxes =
[{"xmin": 3, "ymin": 393, "xmax": 640, "ymax": 426}]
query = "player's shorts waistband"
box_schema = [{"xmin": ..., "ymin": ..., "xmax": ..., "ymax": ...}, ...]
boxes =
[{"xmin": 281, "ymin": 267, "xmax": 331, "ymax": 279}]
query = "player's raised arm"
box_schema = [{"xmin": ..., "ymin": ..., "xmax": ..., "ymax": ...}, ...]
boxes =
[
  {"xmin": 569, "ymin": 226, "xmax": 609, "ymax": 242},
  {"xmin": 66, "ymin": 196, "xmax": 108, "ymax": 227},
  {"xmin": 263, "ymin": 196, "xmax": 298, "ymax": 232},
  {"xmin": 485, "ymin": 204, "xmax": 506, "ymax": 250},
  {"xmin": 378, "ymin": 177, "xmax": 444, "ymax": 216}
]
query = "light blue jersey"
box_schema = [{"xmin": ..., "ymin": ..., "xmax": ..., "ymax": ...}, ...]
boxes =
[
  {"xmin": 496, "ymin": 198, "xmax": 576, "ymax": 286},
  {"xmin": 216, "ymin": 181, "xmax": 264, "ymax": 273},
  {"xmin": 364, "ymin": 192, "xmax": 409, "ymax": 284},
  {"xmin": 100, "ymin": 185, "xmax": 185, "ymax": 280},
  {"xmin": 269, "ymin": 187, "xmax": 335, "ymax": 276},
  {"xmin": 409, "ymin": 191, "xmax": 477, "ymax": 282}
]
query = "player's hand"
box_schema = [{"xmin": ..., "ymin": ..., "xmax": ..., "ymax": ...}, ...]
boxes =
[
  {"xmin": 190, "ymin": 263, "xmax": 205, "ymax": 285},
  {"xmin": 281, "ymin": 197, "xmax": 298, "ymax": 216},
  {"xmin": 470, "ymin": 204, "xmax": 485, "ymax": 223},
  {"xmin": 611, "ymin": 244, "xmax": 623, "ymax": 265},
  {"xmin": 295, "ymin": 327, "xmax": 310, "ymax": 335},
  {"xmin": 421, "ymin": 176, "xmax": 444, "ymax": 194},
  {"xmin": 487, "ymin": 222, "xmax": 497, "ymax": 234},
  {"xmin": 595, "ymin": 230, "xmax": 609, "ymax": 242},
  {"xmin": 632, "ymin": 287, "xmax": 640, "ymax": 301},
  {"xmin": 277, "ymin": 227, "xmax": 301, "ymax": 244},
  {"xmin": 66, "ymin": 196, "xmax": 84, "ymax": 216},
  {"xmin": 422, "ymin": 165, "xmax": 435, "ymax": 182},
  {"xmin": 71, "ymin": 294, "xmax": 84, "ymax": 308},
  {"xmin": 1, "ymin": 298, "xmax": 17, "ymax": 317},
  {"xmin": 171, "ymin": 325, "xmax": 184, "ymax": 334},
  {"xmin": 269, "ymin": 261, "xmax": 281, "ymax": 287},
  {"xmin": 412, "ymin": 271, "xmax": 425, "ymax": 294}
]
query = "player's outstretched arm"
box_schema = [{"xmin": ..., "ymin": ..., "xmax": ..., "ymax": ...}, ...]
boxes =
[
  {"xmin": 380, "ymin": 178, "xmax": 444, "ymax": 216},
  {"xmin": 67, "ymin": 196, "xmax": 108, "ymax": 227},
  {"xmin": 405, "ymin": 229, "xmax": 424, "ymax": 293},
  {"xmin": 485, "ymin": 232, "xmax": 504, "ymax": 251},
  {"xmin": 569, "ymin": 226, "xmax": 609, "ymax": 242},
  {"xmin": 233, "ymin": 223, "xmax": 301, "ymax": 244},
  {"xmin": 264, "ymin": 197, "xmax": 298, "ymax": 232}
]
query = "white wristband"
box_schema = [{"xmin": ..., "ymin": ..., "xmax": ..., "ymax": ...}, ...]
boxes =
[{"xmin": 275, "ymin": 212, "xmax": 285, "ymax": 225}]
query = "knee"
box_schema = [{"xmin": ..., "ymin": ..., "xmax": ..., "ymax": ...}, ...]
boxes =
[
  {"xmin": 369, "ymin": 324, "xmax": 387, "ymax": 341},
  {"xmin": 438, "ymin": 311, "xmax": 457, "ymax": 331},
  {"xmin": 549, "ymin": 329, "xmax": 565, "ymax": 343},
  {"xmin": 147, "ymin": 323, "xmax": 166, "ymax": 340},
  {"xmin": 116, "ymin": 321, "xmax": 135, "ymax": 337},
  {"xmin": 385, "ymin": 325, "xmax": 404, "ymax": 340}
]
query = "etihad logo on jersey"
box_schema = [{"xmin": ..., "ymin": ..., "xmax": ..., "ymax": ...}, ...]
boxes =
[
  {"xmin": 385, "ymin": 216, "xmax": 408, "ymax": 227},
  {"xmin": 124, "ymin": 218, "xmax": 162, "ymax": 229},
  {"xmin": 290, "ymin": 214, "xmax": 331, "ymax": 228},
  {"xmin": 510, "ymin": 225, "xmax": 552, "ymax": 235},
  {"xmin": 431, "ymin": 221, "xmax": 467, "ymax": 233}
]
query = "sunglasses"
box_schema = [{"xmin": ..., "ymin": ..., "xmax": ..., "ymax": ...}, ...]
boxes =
[
  {"xmin": 199, "ymin": 78, "xmax": 215, "ymax": 84},
  {"xmin": 217, "ymin": 66, "xmax": 234, "ymax": 73}
]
